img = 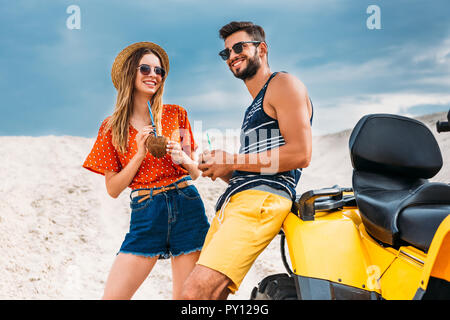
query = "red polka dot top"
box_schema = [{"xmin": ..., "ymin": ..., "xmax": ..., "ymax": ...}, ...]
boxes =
[{"xmin": 82, "ymin": 104, "xmax": 197, "ymax": 189}]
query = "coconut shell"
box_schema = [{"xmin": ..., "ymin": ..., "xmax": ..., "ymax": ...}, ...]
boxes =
[{"xmin": 146, "ymin": 135, "xmax": 168, "ymax": 158}]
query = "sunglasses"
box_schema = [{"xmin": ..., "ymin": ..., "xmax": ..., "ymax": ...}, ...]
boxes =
[
  {"xmin": 219, "ymin": 41, "xmax": 261, "ymax": 61},
  {"xmin": 137, "ymin": 64, "xmax": 166, "ymax": 78}
]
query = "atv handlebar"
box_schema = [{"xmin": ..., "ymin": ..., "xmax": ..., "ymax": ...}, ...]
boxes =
[
  {"xmin": 436, "ymin": 121, "xmax": 449, "ymax": 133},
  {"xmin": 436, "ymin": 110, "xmax": 450, "ymax": 133}
]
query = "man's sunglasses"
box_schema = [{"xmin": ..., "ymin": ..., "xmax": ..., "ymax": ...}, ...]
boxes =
[
  {"xmin": 219, "ymin": 41, "xmax": 261, "ymax": 61},
  {"xmin": 137, "ymin": 64, "xmax": 166, "ymax": 78}
]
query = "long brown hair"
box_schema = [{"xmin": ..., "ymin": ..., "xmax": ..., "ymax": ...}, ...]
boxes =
[{"xmin": 105, "ymin": 47, "xmax": 166, "ymax": 154}]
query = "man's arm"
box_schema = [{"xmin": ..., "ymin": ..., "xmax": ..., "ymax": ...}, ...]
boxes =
[
  {"xmin": 234, "ymin": 73, "xmax": 312, "ymax": 172},
  {"xmin": 199, "ymin": 73, "xmax": 312, "ymax": 180}
]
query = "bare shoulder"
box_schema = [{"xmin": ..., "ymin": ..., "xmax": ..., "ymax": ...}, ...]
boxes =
[
  {"xmin": 270, "ymin": 72, "xmax": 307, "ymax": 95},
  {"xmin": 266, "ymin": 72, "xmax": 309, "ymax": 110}
]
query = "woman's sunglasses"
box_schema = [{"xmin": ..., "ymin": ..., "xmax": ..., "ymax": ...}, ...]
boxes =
[
  {"xmin": 218, "ymin": 41, "xmax": 261, "ymax": 61},
  {"xmin": 137, "ymin": 64, "xmax": 166, "ymax": 78}
]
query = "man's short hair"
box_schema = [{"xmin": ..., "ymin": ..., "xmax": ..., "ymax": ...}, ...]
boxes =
[{"xmin": 219, "ymin": 21, "xmax": 266, "ymax": 42}]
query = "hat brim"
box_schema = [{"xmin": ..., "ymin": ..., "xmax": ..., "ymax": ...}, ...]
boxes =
[{"xmin": 111, "ymin": 41, "xmax": 170, "ymax": 90}]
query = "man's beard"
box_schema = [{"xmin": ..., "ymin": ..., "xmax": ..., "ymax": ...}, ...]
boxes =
[{"xmin": 232, "ymin": 53, "xmax": 260, "ymax": 80}]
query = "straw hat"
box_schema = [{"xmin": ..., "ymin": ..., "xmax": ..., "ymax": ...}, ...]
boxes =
[{"xmin": 111, "ymin": 41, "xmax": 170, "ymax": 90}]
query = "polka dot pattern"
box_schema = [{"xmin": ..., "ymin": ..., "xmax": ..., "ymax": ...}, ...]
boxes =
[{"xmin": 82, "ymin": 104, "xmax": 198, "ymax": 189}]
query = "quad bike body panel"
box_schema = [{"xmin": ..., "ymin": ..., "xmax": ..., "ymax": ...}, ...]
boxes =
[
  {"xmin": 283, "ymin": 208, "xmax": 450, "ymax": 299},
  {"xmin": 282, "ymin": 209, "xmax": 374, "ymax": 292},
  {"xmin": 252, "ymin": 112, "xmax": 450, "ymax": 300}
]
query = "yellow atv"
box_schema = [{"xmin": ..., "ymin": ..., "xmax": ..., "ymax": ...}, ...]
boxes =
[{"xmin": 251, "ymin": 111, "xmax": 450, "ymax": 300}]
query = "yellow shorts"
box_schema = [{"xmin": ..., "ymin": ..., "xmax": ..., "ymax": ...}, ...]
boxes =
[{"xmin": 197, "ymin": 189, "xmax": 293, "ymax": 294}]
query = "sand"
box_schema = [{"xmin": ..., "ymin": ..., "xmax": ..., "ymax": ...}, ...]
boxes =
[{"xmin": 0, "ymin": 112, "xmax": 448, "ymax": 300}]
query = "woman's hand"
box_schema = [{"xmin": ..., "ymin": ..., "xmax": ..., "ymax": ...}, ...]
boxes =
[
  {"xmin": 167, "ymin": 140, "xmax": 202, "ymax": 180},
  {"xmin": 166, "ymin": 140, "xmax": 190, "ymax": 164},
  {"xmin": 135, "ymin": 125, "xmax": 155, "ymax": 160}
]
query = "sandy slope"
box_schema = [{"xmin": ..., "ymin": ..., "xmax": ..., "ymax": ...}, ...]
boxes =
[{"xmin": 0, "ymin": 112, "xmax": 448, "ymax": 299}]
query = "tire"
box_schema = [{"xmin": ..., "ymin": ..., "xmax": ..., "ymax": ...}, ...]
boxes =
[{"xmin": 250, "ymin": 273, "xmax": 298, "ymax": 300}]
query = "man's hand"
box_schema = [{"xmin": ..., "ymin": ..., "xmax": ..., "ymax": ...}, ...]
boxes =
[{"xmin": 198, "ymin": 149, "xmax": 235, "ymax": 181}]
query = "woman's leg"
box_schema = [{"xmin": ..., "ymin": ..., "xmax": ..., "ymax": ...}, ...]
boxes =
[
  {"xmin": 171, "ymin": 250, "xmax": 201, "ymax": 300},
  {"xmin": 102, "ymin": 252, "xmax": 159, "ymax": 300}
]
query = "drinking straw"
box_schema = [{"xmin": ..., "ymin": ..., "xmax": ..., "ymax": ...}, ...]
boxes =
[
  {"xmin": 147, "ymin": 100, "xmax": 157, "ymax": 135},
  {"xmin": 206, "ymin": 132, "xmax": 212, "ymax": 150}
]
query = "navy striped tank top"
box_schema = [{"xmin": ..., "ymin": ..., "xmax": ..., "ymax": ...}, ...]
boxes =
[{"xmin": 215, "ymin": 72, "xmax": 314, "ymax": 211}]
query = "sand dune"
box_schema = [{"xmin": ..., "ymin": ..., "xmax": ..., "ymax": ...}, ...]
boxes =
[{"xmin": 0, "ymin": 112, "xmax": 448, "ymax": 299}]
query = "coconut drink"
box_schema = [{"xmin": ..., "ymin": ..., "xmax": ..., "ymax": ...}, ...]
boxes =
[
  {"xmin": 145, "ymin": 100, "xmax": 168, "ymax": 158},
  {"xmin": 146, "ymin": 134, "xmax": 168, "ymax": 158}
]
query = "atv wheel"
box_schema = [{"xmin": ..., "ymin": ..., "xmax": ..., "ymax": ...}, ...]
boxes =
[{"xmin": 250, "ymin": 273, "xmax": 298, "ymax": 300}]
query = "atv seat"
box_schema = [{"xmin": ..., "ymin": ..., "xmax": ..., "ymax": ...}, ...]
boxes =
[
  {"xmin": 398, "ymin": 204, "xmax": 450, "ymax": 251},
  {"xmin": 349, "ymin": 114, "xmax": 450, "ymax": 252}
]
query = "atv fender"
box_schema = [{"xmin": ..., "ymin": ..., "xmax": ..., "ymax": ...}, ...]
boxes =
[{"xmin": 282, "ymin": 211, "xmax": 373, "ymax": 292}]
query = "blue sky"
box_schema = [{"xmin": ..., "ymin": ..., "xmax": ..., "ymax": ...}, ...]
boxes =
[{"xmin": 1, "ymin": 0, "xmax": 449, "ymax": 137}]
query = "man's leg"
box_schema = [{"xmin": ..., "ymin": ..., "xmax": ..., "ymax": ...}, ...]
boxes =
[
  {"xmin": 181, "ymin": 264, "xmax": 231, "ymax": 300},
  {"xmin": 181, "ymin": 190, "xmax": 293, "ymax": 299}
]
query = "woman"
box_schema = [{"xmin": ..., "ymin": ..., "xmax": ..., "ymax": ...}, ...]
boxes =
[{"xmin": 82, "ymin": 42, "xmax": 209, "ymax": 299}]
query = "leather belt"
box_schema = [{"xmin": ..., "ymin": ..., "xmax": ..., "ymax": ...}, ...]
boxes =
[{"xmin": 131, "ymin": 180, "xmax": 193, "ymax": 203}]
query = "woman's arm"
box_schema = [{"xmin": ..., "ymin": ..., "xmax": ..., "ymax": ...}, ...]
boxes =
[
  {"xmin": 180, "ymin": 152, "xmax": 201, "ymax": 180},
  {"xmin": 104, "ymin": 126, "xmax": 151, "ymax": 198},
  {"xmin": 104, "ymin": 153, "xmax": 145, "ymax": 198}
]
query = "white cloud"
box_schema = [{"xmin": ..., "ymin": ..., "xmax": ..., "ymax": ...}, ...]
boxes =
[
  {"xmin": 180, "ymin": 89, "xmax": 249, "ymax": 112},
  {"xmin": 285, "ymin": 37, "xmax": 450, "ymax": 135},
  {"xmin": 412, "ymin": 38, "xmax": 450, "ymax": 66},
  {"xmin": 311, "ymin": 92, "xmax": 450, "ymax": 136}
]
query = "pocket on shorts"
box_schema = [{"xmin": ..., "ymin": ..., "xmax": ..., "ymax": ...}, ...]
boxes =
[
  {"xmin": 177, "ymin": 185, "xmax": 201, "ymax": 200},
  {"xmin": 259, "ymin": 192, "xmax": 292, "ymax": 223},
  {"xmin": 130, "ymin": 196, "xmax": 152, "ymax": 212}
]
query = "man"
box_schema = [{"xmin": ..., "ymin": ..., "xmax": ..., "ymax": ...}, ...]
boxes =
[{"xmin": 181, "ymin": 21, "xmax": 313, "ymax": 299}]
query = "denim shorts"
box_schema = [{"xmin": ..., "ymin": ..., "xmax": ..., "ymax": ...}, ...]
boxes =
[{"xmin": 118, "ymin": 177, "xmax": 210, "ymax": 259}]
